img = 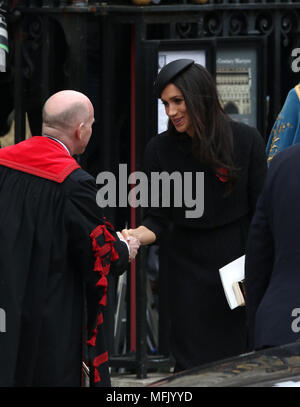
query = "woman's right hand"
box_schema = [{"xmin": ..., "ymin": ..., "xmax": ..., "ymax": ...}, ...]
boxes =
[{"xmin": 121, "ymin": 226, "xmax": 156, "ymax": 245}]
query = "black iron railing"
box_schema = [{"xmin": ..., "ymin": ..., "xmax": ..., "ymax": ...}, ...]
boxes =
[{"xmin": 8, "ymin": 0, "xmax": 300, "ymax": 7}]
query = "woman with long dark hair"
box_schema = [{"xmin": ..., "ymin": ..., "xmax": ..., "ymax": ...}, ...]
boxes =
[{"xmin": 123, "ymin": 59, "xmax": 267, "ymax": 371}]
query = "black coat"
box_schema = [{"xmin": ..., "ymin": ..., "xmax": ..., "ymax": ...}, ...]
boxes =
[
  {"xmin": 245, "ymin": 143, "xmax": 300, "ymax": 350},
  {"xmin": 142, "ymin": 120, "xmax": 267, "ymax": 370}
]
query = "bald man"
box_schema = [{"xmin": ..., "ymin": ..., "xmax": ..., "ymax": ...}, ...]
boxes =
[
  {"xmin": 42, "ymin": 90, "xmax": 95, "ymax": 156},
  {"xmin": 0, "ymin": 91, "xmax": 139, "ymax": 387}
]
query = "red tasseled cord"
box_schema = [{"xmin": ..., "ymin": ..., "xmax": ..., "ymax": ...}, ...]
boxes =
[{"xmin": 93, "ymin": 351, "xmax": 109, "ymax": 383}]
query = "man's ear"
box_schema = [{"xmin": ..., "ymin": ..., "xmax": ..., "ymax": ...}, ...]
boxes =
[{"xmin": 75, "ymin": 122, "xmax": 84, "ymax": 140}]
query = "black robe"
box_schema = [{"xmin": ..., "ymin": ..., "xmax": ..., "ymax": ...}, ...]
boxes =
[{"xmin": 0, "ymin": 136, "xmax": 129, "ymax": 387}]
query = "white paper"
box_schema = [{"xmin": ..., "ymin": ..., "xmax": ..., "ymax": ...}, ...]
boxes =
[
  {"xmin": 274, "ymin": 380, "xmax": 300, "ymax": 387},
  {"xmin": 219, "ymin": 255, "xmax": 245, "ymax": 310}
]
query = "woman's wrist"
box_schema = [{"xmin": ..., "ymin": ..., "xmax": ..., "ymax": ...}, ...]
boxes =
[{"xmin": 121, "ymin": 226, "xmax": 156, "ymax": 245}]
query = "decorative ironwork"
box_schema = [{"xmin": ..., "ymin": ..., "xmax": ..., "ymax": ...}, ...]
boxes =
[
  {"xmin": 176, "ymin": 21, "xmax": 192, "ymax": 38},
  {"xmin": 228, "ymin": 12, "xmax": 247, "ymax": 36},
  {"xmin": 255, "ymin": 12, "xmax": 273, "ymax": 35},
  {"xmin": 281, "ymin": 12, "xmax": 298, "ymax": 47},
  {"xmin": 10, "ymin": 0, "xmax": 300, "ymax": 7},
  {"xmin": 204, "ymin": 12, "xmax": 222, "ymax": 36}
]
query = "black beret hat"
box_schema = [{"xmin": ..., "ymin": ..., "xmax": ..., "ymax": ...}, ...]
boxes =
[{"xmin": 154, "ymin": 59, "xmax": 195, "ymax": 98}]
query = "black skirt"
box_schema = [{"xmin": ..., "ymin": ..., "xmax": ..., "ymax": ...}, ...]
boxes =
[{"xmin": 165, "ymin": 216, "xmax": 249, "ymax": 371}]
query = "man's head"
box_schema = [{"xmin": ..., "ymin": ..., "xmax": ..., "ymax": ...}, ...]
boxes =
[{"xmin": 42, "ymin": 90, "xmax": 95, "ymax": 156}]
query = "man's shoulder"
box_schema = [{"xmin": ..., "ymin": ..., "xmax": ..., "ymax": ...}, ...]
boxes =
[
  {"xmin": 62, "ymin": 168, "xmax": 96, "ymax": 195},
  {"xmin": 271, "ymin": 142, "xmax": 300, "ymax": 167},
  {"xmin": 67, "ymin": 167, "xmax": 95, "ymax": 183}
]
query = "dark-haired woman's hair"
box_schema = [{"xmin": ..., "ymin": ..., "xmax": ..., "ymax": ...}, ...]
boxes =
[{"xmin": 167, "ymin": 63, "xmax": 239, "ymax": 193}]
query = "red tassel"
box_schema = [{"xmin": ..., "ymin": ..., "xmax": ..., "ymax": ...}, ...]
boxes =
[
  {"xmin": 86, "ymin": 313, "xmax": 104, "ymax": 347},
  {"xmin": 99, "ymin": 294, "xmax": 107, "ymax": 307},
  {"xmin": 89, "ymin": 224, "xmax": 120, "ymax": 321},
  {"xmin": 87, "ymin": 335, "xmax": 97, "ymax": 347},
  {"xmin": 102, "ymin": 265, "xmax": 110, "ymax": 277},
  {"xmin": 94, "ymin": 368, "xmax": 101, "ymax": 383},
  {"xmin": 103, "ymin": 227, "xmax": 116, "ymax": 243},
  {"xmin": 90, "ymin": 225, "xmax": 105, "ymax": 239},
  {"xmin": 93, "ymin": 351, "xmax": 108, "ymax": 382},
  {"xmin": 86, "ymin": 327, "xmax": 98, "ymax": 347},
  {"xmin": 97, "ymin": 244, "xmax": 111, "ymax": 257},
  {"xmin": 111, "ymin": 246, "xmax": 119, "ymax": 262},
  {"xmin": 97, "ymin": 313, "xmax": 104, "ymax": 325},
  {"xmin": 93, "ymin": 351, "xmax": 109, "ymax": 368},
  {"xmin": 105, "ymin": 220, "xmax": 114, "ymax": 230},
  {"xmin": 96, "ymin": 276, "xmax": 108, "ymax": 288},
  {"xmin": 94, "ymin": 257, "xmax": 103, "ymax": 272}
]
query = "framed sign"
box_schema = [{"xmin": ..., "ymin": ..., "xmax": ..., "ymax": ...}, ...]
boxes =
[{"xmin": 216, "ymin": 37, "xmax": 267, "ymax": 135}]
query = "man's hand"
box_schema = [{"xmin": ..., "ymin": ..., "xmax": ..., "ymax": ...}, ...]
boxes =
[
  {"xmin": 127, "ymin": 235, "xmax": 141, "ymax": 262},
  {"xmin": 117, "ymin": 232, "xmax": 141, "ymax": 262}
]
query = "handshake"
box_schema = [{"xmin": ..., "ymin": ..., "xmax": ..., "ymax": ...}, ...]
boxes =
[
  {"xmin": 117, "ymin": 229, "xmax": 141, "ymax": 262},
  {"xmin": 116, "ymin": 226, "xmax": 156, "ymax": 262}
]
